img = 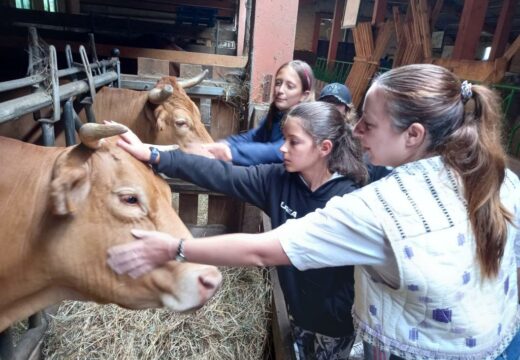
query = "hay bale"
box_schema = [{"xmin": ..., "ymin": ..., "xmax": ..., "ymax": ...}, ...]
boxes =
[{"xmin": 42, "ymin": 267, "xmax": 272, "ymax": 360}]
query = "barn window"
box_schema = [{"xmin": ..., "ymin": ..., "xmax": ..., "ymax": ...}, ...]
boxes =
[
  {"xmin": 15, "ymin": 0, "xmax": 31, "ymax": 9},
  {"xmin": 43, "ymin": 0, "xmax": 57, "ymax": 12}
]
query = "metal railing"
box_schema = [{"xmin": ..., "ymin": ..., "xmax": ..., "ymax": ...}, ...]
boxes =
[{"xmin": 312, "ymin": 57, "xmax": 391, "ymax": 84}]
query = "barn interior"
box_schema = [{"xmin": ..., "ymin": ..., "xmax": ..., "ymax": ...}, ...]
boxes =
[{"xmin": 1, "ymin": 0, "xmax": 520, "ymax": 359}]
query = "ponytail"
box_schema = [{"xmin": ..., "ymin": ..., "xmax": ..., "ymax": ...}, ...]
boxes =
[
  {"xmin": 441, "ymin": 84, "xmax": 513, "ymax": 278},
  {"xmin": 329, "ymin": 123, "xmax": 368, "ymax": 185},
  {"xmin": 372, "ymin": 64, "xmax": 513, "ymax": 279}
]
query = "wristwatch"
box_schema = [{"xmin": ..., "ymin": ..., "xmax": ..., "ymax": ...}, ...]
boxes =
[
  {"xmin": 148, "ymin": 146, "xmax": 160, "ymax": 164},
  {"xmin": 175, "ymin": 238, "xmax": 186, "ymax": 262}
]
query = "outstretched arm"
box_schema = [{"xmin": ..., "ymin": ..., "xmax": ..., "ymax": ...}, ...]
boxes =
[{"xmin": 107, "ymin": 229, "xmax": 290, "ymax": 278}]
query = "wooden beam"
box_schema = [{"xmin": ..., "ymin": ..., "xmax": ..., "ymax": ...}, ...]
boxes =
[
  {"xmin": 372, "ymin": 0, "xmax": 387, "ymax": 25},
  {"xmin": 236, "ymin": 0, "xmax": 247, "ymax": 56},
  {"xmin": 504, "ymin": 34, "xmax": 520, "ymax": 61},
  {"xmin": 327, "ymin": 0, "xmax": 345, "ymax": 61},
  {"xmin": 452, "ymin": 0, "xmax": 489, "ymax": 60},
  {"xmin": 81, "ymin": 0, "xmax": 236, "ymax": 18},
  {"xmin": 430, "ymin": 0, "xmax": 444, "ymax": 30},
  {"xmin": 311, "ymin": 12, "xmax": 322, "ymax": 53},
  {"xmin": 0, "ymin": 35, "xmax": 247, "ymax": 68},
  {"xmin": 489, "ymin": 0, "xmax": 518, "ymax": 61}
]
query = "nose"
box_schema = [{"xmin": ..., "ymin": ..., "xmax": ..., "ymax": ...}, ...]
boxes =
[
  {"xmin": 198, "ymin": 268, "xmax": 222, "ymax": 300},
  {"xmin": 280, "ymin": 141, "xmax": 288, "ymax": 153}
]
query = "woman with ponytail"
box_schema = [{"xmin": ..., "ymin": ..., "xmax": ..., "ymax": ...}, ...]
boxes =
[
  {"xmin": 109, "ymin": 64, "xmax": 520, "ymax": 359},
  {"xmin": 113, "ymin": 101, "xmax": 372, "ymax": 359}
]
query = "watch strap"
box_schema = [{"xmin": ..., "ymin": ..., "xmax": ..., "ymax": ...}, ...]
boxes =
[{"xmin": 148, "ymin": 146, "xmax": 160, "ymax": 164}]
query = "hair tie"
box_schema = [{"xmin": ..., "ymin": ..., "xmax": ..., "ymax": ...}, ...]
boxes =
[{"xmin": 461, "ymin": 80, "xmax": 472, "ymax": 101}]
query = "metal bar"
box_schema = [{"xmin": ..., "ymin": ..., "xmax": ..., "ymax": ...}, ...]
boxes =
[
  {"xmin": 79, "ymin": 45, "xmax": 96, "ymax": 101},
  {"xmin": 63, "ymin": 99, "xmax": 76, "ymax": 146},
  {"xmin": 0, "ymin": 59, "xmax": 118, "ymax": 93},
  {"xmin": 0, "ymin": 71, "xmax": 117, "ymax": 124},
  {"xmin": 120, "ymin": 75, "xmax": 236, "ymax": 97},
  {"xmin": 40, "ymin": 121, "xmax": 55, "ymax": 146},
  {"xmin": 49, "ymin": 45, "xmax": 60, "ymax": 122}
]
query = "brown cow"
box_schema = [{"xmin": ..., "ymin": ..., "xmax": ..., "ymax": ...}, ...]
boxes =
[
  {"xmin": 86, "ymin": 70, "xmax": 213, "ymax": 148},
  {"xmin": 0, "ymin": 70, "xmax": 213, "ymax": 148},
  {"xmin": 0, "ymin": 123, "xmax": 221, "ymax": 332}
]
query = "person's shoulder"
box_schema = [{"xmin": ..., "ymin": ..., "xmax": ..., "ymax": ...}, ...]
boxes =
[{"xmin": 322, "ymin": 176, "xmax": 360, "ymax": 196}]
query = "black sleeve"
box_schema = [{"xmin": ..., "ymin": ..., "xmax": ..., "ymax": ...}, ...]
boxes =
[{"xmin": 154, "ymin": 150, "xmax": 272, "ymax": 210}]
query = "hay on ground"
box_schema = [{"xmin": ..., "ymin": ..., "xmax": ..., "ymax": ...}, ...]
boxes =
[{"xmin": 42, "ymin": 267, "xmax": 272, "ymax": 360}]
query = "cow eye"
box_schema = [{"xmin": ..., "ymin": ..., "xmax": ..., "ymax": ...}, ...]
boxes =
[
  {"xmin": 120, "ymin": 194, "xmax": 139, "ymax": 205},
  {"xmin": 175, "ymin": 119, "xmax": 188, "ymax": 127}
]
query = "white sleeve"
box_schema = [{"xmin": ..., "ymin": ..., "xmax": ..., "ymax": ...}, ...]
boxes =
[{"xmin": 277, "ymin": 193, "xmax": 390, "ymax": 271}]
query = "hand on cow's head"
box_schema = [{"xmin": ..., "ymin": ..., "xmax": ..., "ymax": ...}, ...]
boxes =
[{"xmin": 107, "ymin": 229, "xmax": 222, "ymax": 312}]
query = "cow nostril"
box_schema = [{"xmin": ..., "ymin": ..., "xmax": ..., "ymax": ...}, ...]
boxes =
[{"xmin": 198, "ymin": 271, "xmax": 222, "ymax": 292}]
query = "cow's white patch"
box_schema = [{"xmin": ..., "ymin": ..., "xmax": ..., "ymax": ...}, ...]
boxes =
[
  {"xmin": 160, "ymin": 293, "xmax": 200, "ymax": 313},
  {"xmin": 280, "ymin": 201, "xmax": 297, "ymax": 218}
]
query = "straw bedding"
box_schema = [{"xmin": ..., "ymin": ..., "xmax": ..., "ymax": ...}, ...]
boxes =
[{"xmin": 42, "ymin": 267, "xmax": 272, "ymax": 360}]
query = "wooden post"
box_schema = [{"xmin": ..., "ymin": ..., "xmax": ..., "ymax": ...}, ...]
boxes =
[
  {"xmin": 372, "ymin": 0, "xmax": 387, "ymax": 25},
  {"xmin": 236, "ymin": 0, "xmax": 247, "ymax": 56},
  {"xmin": 327, "ymin": 0, "xmax": 346, "ymax": 62},
  {"xmin": 311, "ymin": 12, "xmax": 322, "ymax": 54},
  {"xmin": 248, "ymin": 0, "xmax": 298, "ymax": 104},
  {"xmin": 430, "ymin": 0, "xmax": 444, "ymax": 29},
  {"xmin": 452, "ymin": 0, "xmax": 489, "ymax": 60},
  {"xmin": 489, "ymin": 0, "xmax": 518, "ymax": 61}
]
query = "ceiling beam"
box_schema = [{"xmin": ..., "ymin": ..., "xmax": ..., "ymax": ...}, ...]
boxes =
[
  {"xmin": 452, "ymin": 0, "xmax": 489, "ymax": 60},
  {"xmin": 489, "ymin": 0, "xmax": 518, "ymax": 60}
]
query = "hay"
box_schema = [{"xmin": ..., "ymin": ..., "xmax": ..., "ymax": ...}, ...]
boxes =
[{"xmin": 42, "ymin": 267, "xmax": 272, "ymax": 360}]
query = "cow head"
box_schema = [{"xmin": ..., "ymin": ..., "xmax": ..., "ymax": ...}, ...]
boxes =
[
  {"xmin": 145, "ymin": 70, "xmax": 213, "ymax": 146},
  {"xmin": 90, "ymin": 70, "xmax": 214, "ymax": 150},
  {"xmin": 46, "ymin": 123, "xmax": 221, "ymax": 312}
]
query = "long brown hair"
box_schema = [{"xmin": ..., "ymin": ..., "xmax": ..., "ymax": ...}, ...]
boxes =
[
  {"xmin": 373, "ymin": 64, "xmax": 512, "ymax": 279},
  {"xmin": 264, "ymin": 60, "xmax": 315, "ymax": 131}
]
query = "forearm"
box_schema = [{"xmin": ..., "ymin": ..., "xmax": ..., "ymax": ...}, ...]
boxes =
[{"xmin": 184, "ymin": 231, "xmax": 290, "ymax": 267}]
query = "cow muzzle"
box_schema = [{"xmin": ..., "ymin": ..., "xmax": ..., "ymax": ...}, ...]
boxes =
[{"xmin": 160, "ymin": 265, "xmax": 222, "ymax": 312}]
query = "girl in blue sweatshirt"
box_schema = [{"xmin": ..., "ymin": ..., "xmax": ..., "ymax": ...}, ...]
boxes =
[
  {"xmin": 112, "ymin": 102, "xmax": 373, "ymax": 359},
  {"xmin": 203, "ymin": 60, "xmax": 315, "ymax": 166}
]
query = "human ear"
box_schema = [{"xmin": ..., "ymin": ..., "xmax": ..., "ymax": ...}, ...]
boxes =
[
  {"xmin": 300, "ymin": 90, "xmax": 311, "ymax": 101},
  {"xmin": 320, "ymin": 139, "xmax": 333, "ymax": 156},
  {"xmin": 405, "ymin": 123, "xmax": 426, "ymax": 148}
]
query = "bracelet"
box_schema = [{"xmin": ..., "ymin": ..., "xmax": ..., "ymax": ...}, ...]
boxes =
[{"xmin": 175, "ymin": 238, "xmax": 186, "ymax": 262}]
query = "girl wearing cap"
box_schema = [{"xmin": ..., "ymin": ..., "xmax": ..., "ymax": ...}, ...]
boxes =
[
  {"xmin": 109, "ymin": 64, "xmax": 520, "ymax": 359},
  {"xmin": 113, "ymin": 101, "xmax": 368, "ymax": 359},
  {"xmin": 318, "ymin": 82, "xmax": 357, "ymax": 125},
  {"xmin": 202, "ymin": 60, "xmax": 315, "ymax": 166}
]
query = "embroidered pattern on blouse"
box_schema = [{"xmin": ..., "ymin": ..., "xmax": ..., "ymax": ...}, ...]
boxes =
[
  {"xmin": 395, "ymin": 172, "xmax": 430, "ymax": 233},
  {"xmin": 417, "ymin": 162, "xmax": 454, "ymax": 227},
  {"xmin": 375, "ymin": 186, "xmax": 405, "ymax": 239}
]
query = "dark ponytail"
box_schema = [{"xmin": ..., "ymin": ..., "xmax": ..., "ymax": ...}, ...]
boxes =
[{"xmin": 286, "ymin": 102, "xmax": 368, "ymax": 185}]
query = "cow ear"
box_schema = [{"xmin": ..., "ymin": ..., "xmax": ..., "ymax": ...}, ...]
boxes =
[{"xmin": 50, "ymin": 164, "xmax": 91, "ymax": 215}]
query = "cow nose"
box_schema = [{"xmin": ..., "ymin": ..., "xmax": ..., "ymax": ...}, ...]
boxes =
[{"xmin": 198, "ymin": 268, "xmax": 222, "ymax": 299}]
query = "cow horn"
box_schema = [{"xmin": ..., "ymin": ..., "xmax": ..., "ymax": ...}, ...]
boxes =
[
  {"xmin": 79, "ymin": 123, "xmax": 128, "ymax": 149},
  {"xmin": 177, "ymin": 69, "xmax": 208, "ymax": 89},
  {"xmin": 148, "ymin": 84, "xmax": 174, "ymax": 105}
]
